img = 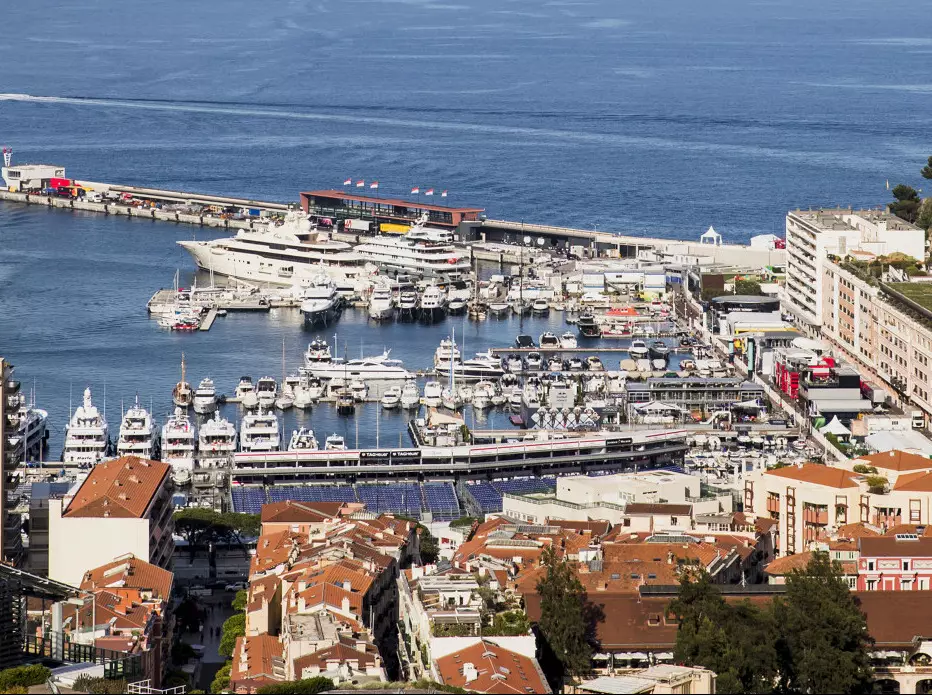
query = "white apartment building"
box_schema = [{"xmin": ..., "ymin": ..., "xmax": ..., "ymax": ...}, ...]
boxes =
[
  {"xmin": 784, "ymin": 208, "xmax": 924, "ymax": 331},
  {"xmin": 744, "ymin": 459, "xmax": 932, "ymax": 557}
]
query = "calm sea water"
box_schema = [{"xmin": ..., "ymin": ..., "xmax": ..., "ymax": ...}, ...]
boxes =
[{"xmin": 1, "ymin": 0, "xmax": 930, "ymax": 453}]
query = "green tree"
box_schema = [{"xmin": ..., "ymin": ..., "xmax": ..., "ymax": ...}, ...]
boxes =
[
  {"xmin": 487, "ymin": 609, "xmax": 531, "ymax": 636},
  {"xmin": 419, "ymin": 527, "xmax": 439, "ymax": 564},
  {"xmin": 174, "ymin": 509, "xmax": 260, "ymax": 559},
  {"xmin": 773, "ymin": 552, "xmax": 873, "ymax": 695},
  {"xmin": 0, "ymin": 666, "xmax": 52, "ymax": 690},
  {"xmin": 256, "ymin": 677, "xmax": 335, "ymax": 694},
  {"xmin": 734, "ymin": 279, "xmax": 763, "ymax": 296},
  {"xmin": 922, "ymin": 155, "xmax": 932, "ymax": 180},
  {"xmin": 219, "ymin": 613, "xmax": 246, "ymax": 658},
  {"xmin": 210, "ymin": 662, "xmax": 231, "ymax": 694},
  {"xmin": 669, "ymin": 573, "xmax": 777, "ymax": 693},
  {"xmin": 232, "ymin": 589, "xmax": 248, "ymax": 611},
  {"xmin": 890, "ymin": 184, "xmax": 921, "ymax": 223},
  {"xmin": 535, "ymin": 547, "xmax": 592, "ymax": 684}
]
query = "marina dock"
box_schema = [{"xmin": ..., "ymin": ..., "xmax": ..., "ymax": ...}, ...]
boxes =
[{"xmin": 200, "ymin": 308, "xmax": 219, "ymax": 331}]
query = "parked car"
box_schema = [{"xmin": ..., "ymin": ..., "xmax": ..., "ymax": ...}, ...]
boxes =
[{"xmin": 225, "ymin": 581, "xmax": 248, "ymax": 592}]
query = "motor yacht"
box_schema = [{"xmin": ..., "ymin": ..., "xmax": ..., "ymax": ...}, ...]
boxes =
[
  {"xmin": 300, "ymin": 274, "xmax": 343, "ymax": 328},
  {"xmin": 349, "ymin": 379, "xmax": 368, "ymax": 402},
  {"xmin": 447, "ymin": 297, "xmax": 467, "ymax": 315},
  {"xmin": 354, "ymin": 217, "xmax": 470, "ymax": 280},
  {"xmin": 177, "ymin": 210, "xmax": 366, "ymax": 290},
  {"xmin": 304, "ymin": 339, "xmax": 333, "ymax": 366},
  {"xmin": 560, "ymin": 332, "xmax": 578, "ymax": 349},
  {"xmin": 433, "ymin": 337, "xmax": 461, "ymax": 370},
  {"xmin": 547, "ymin": 356, "xmax": 564, "ymax": 372},
  {"xmin": 577, "ymin": 312, "xmax": 601, "ymax": 338},
  {"xmin": 274, "ymin": 386, "xmax": 295, "ymax": 410},
  {"xmin": 304, "ymin": 351, "xmax": 412, "ymax": 381},
  {"xmin": 531, "ymin": 298, "xmax": 550, "ymax": 315},
  {"xmin": 539, "ymin": 332, "xmax": 559, "ymax": 349},
  {"xmin": 441, "ymin": 351, "xmax": 505, "ymax": 380},
  {"xmin": 508, "ymin": 387, "xmax": 523, "ymax": 412},
  {"xmin": 472, "ymin": 381, "xmax": 495, "ymax": 410},
  {"xmin": 116, "ymin": 397, "xmax": 158, "ymax": 460},
  {"xmin": 324, "ymin": 433, "xmax": 347, "ymax": 451},
  {"xmin": 304, "ymin": 376, "xmax": 326, "ymax": 402},
  {"xmin": 423, "ymin": 381, "xmax": 443, "ymax": 408},
  {"xmin": 255, "ymin": 377, "xmax": 277, "ymax": 408},
  {"xmin": 197, "ymin": 411, "xmax": 236, "ymax": 470},
  {"xmin": 172, "ymin": 353, "xmax": 193, "ymax": 408},
  {"xmin": 418, "ymin": 285, "xmax": 446, "ymax": 323},
  {"xmin": 336, "ymin": 389, "xmax": 356, "ymax": 415},
  {"xmin": 4, "ymin": 392, "xmax": 49, "ymax": 463},
  {"xmin": 381, "ymin": 386, "xmax": 401, "ymax": 409},
  {"xmin": 515, "ymin": 334, "xmax": 535, "ymax": 349},
  {"xmin": 488, "ymin": 302, "xmax": 510, "ymax": 317},
  {"xmin": 240, "ymin": 409, "xmax": 281, "ymax": 452},
  {"xmin": 368, "ymin": 285, "xmax": 395, "ymax": 322},
  {"xmin": 397, "ymin": 290, "xmax": 418, "ymax": 320},
  {"xmin": 162, "ymin": 407, "xmax": 196, "ymax": 484},
  {"xmin": 568, "ymin": 356, "xmax": 585, "ymax": 371},
  {"xmin": 628, "ymin": 339, "xmax": 650, "ymax": 358},
  {"xmin": 512, "ymin": 299, "xmax": 532, "ymax": 316},
  {"xmin": 526, "ymin": 352, "xmax": 543, "ymax": 370},
  {"xmin": 586, "ymin": 356, "xmax": 605, "ymax": 371},
  {"xmin": 649, "ymin": 341, "xmax": 670, "ymax": 359},
  {"xmin": 193, "ymin": 377, "xmax": 217, "ymax": 415},
  {"xmin": 63, "ymin": 387, "xmax": 110, "ymax": 466},
  {"xmin": 288, "ymin": 427, "xmax": 319, "ymax": 451},
  {"xmin": 401, "ymin": 380, "xmax": 421, "ymax": 409},
  {"xmin": 235, "ymin": 377, "xmax": 259, "ymax": 410},
  {"xmin": 506, "ymin": 354, "xmax": 524, "ymax": 374}
]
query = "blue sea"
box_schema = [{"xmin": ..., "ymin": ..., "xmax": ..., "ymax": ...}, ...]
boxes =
[{"xmin": 1, "ymin": 0, "xmax": 931, "ymax": 453}]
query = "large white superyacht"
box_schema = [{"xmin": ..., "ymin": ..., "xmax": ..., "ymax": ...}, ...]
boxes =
[
  {"xmin": 303, "ymin": 351, "xmax": 413, "ymax": 381},
  {"xmin": 196, "ymin": 410, "xmax": 237, "ymax": 483},
  {"xmin": 162, "ymin": 407, "xmax": 196, "ymax": 484},
  {"xmin": 353, "ymin": 214, "xmax": 471, "ymax": 281},
  {"xmin": 177, "ymin": 211, "xmax": 366, "ymax": 291},
  {"xmin": 63, "ymin": 387, "xmax": 110, "ymax": 466},
  {"xmin": 116, "ymin": 397, "xmax": 158, "ymax": 460}
]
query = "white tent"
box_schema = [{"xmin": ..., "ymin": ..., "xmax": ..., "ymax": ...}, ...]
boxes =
[
  {"xmin": 634, "ymin": 401, "xmax": 682, "ymax": 413},
  {"xmin": 700, "ymin": 226, "xmax": 722, "ymax": 246},
  {"xmin": 819, "ymin": 416, "xmax": 851, "ymax": 437}
]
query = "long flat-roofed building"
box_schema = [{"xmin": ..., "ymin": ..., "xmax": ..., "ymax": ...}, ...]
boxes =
[{"xmin": 299, "ymin": 190, "xmax": 483, "ymax": 231}]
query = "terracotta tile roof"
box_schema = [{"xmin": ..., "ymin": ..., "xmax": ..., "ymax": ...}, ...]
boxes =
[
  {"xmin": 763, "ymin": 552, "xmax": 813, "ymax": 576},
  {"xmin": 260, "ymin": 500, "xmax": 348, "ymax": 524},
  {"xmin": 434, "ymin": 639, "xmax": 550, "ymax": 694},
  {"xmin": 884, "ymin": 524, "xmax": 932, "ymax": 537},
  {"xmin": 63, "ymin": 457, "xmax": 170, "ymax": 518},
  {"xmin": 94, "ymin": 636, "xmax": 138, "ymax": 653},
  {"xmin": 765, "ymin": 463, "xmax": 859, "ymax": 489},
  {"xmin": 856, "ymin": 450, "xmax": 932, "ymax": 472},
  {"xmin": 80, "ymin": 555, "xmax": 173, "ymax": 599},
  {"xmin": 545, "ymin": 519, "xmax": 611, "ymax": 537},
  {"xmin": 231, "ymin": 634, "xmax": 284, "ymax": 686},
  {"xmin": 624, "ymin": 503, "xmax": 692, "ymax": 516},
  {"xmin": 292, "ymin": 640, "xmax": 378, "ymax": 674},
  {"xmin": 859, "ymin": 536, "xmax": 932, "ymax": 557},
  {"xmin": 603, "ymin": 542, "xmax": 719, "ymax": 568},
  {"xmin": 893, "ymin": 471, "xmax": 932, "ymax": 492},
  {"xmin": 836, "ymin": 522, "xmax": 881, "ymax": 540},
  {"xmin": 855, "ymin": 591, "xmax": 932, "ymax": 647}
]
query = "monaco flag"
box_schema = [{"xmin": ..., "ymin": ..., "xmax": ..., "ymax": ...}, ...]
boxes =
[
  {"xmin": 370, "ymin": 181, "xmax": 379, "ymax": 189},
  {"xmin": 424, "ymin": 188, "xmax": 434, "ymax": 196},
  {"xmin": 411, "ymin": 187, "xmax": 420, "ymax": 194},
  {"xmin": 356, "ymin": 180, "xmax": 365, "ymax": 188},
  {"xmin": 441, "ymin": 190, "xmax": 448, "ymax": 197},
  {"xmin": 343, "ymin": 178, "xmax": 352, "ymax": 186}
]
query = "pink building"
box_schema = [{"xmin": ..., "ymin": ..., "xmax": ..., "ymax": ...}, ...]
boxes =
[{"xmin": 857, "ymin": 535, "xmax": 932, "ymax": 591}]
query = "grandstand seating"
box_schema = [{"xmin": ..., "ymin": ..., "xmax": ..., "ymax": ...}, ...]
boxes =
[
  {"xmin": 422, "ymin": 482, "xmax": 460, "ymax": 521},
  {"xmin": 267, "ymin": 485, "xmax": 357, "ymax": 504},
  {"xmin": 231, "ymin": 486, "xmax": 267, "ymax": 514}
]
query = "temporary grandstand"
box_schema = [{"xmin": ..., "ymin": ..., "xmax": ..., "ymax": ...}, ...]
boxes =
[{"xmin": 459, "ymin": 477, "xmax": 557, "ymax": 515}]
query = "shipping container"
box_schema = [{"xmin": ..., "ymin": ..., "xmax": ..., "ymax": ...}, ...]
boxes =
[{"xmin": 345, "ymin": 218, "xmax": 371, "ymax": 232}]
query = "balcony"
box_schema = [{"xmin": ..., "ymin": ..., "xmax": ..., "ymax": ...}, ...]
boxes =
[
  {"xmin": 766, "ymin": 497, "xmax": 781, "ymax": 514},
  {"xmin": 873, "ymin": 514, "xmax": 902, "ymax": 528},
  {"xmin": 803, "ymin": 508, "xmax": 829, "ymax": 525}
]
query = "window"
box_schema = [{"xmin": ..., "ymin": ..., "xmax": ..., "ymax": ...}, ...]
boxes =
[
  {"xmin": 902, "ymin": 579, "xmax": 913, "ymax": 590},
  {"xmin": 866, "ymin": 579, "xmax": 877, "ymax": 591},
  {"xmin": 670, "ymin": 516, "xmax": 679, "ymax": 526},
  {"xmin": 867, "ymin": 560, "xmax": 875, "ymax": 571},
  {"xmin": 903, "ymin": 560, "xmax": 911, "ymax": 572}
]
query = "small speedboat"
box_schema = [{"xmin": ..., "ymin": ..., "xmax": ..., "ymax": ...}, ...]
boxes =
[
  {"xmin": 325, "ymin": 433, "xmax": 346, "ymax": 451},
  {"xmin": 539, "ymin": 332, "xmax": 559, "ymax": 349},
  {"xmin": 628, "ymin": 340, "xmax": 650, "ymax": 358},
  {"xmin": 649, "ymin": 341, "xmax": 670, "ymax": 359},
  {"xmin": 381, "ymin": 386, "xmax": 401, "ymax": 409},
  {"xmin": 568, "ymin": 356, "xmax": 585, "ymax": 371},
  {"xmin": 586, "ymin": 356, "xmax": 604, "ymax": 371},
  {"xmin": 559, "ymin": 332, "xmax": 578, "ymax": 349},
  {"xmin": 423, "ymin": 381, "xmax": 443, "ymax": 408},
  {"xmin": 547, "ymin": 356, "xmax": 564, "ymax": 372},
  {"xmin": 532, "ymin": 298, "xmax": 550, "ymax": 315},
  {"xmin": 349, "ymin": 379, "xmax": 368, "ymax": 402},
  {"xmin": 515, "ymin": 334, "xmax": 535, "ymax": 349},
  {"xmin": 447, "ymin": 298, "xmax": 467, "ymax": 315},
  {"xmin": 488, "ymin": 302, "xmax": 510, "ymax": 317},
  {"xmin": 526, "ymin": 352, "xmax": 543, "ymax": 370},
  {"xmin": 401, "ymin": 380, "xmax": 420, "ymax": 409},
  {"xmin": 506, "ymin": 354, "xmax": 525, "ymax": 374}
]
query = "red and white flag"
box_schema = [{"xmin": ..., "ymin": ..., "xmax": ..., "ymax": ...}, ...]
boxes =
[
  {"xmin": 424, "ymin": 188, "xmax": 434, "ymax": 196},
  {"xmin": 343, "ymin": 178, "xmax": 352, "ymax": 186},
  {"xmin": 370, "ymin": 181, "xmax": 379, "ymax": 189},
  {"xmin": 441, "ymin": 190, "xmax": 448, "ymax": 198},
  {"xmin": 411, "ymin": 187, "xmax": 420, "ymax": 194},
  {"xmin": 356, "ymin": 180, "xmax": 365, "ymax": 188}
]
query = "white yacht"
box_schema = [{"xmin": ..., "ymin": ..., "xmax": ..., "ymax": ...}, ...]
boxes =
[
  {"xmin": 303, "ymin": 351, "xmax": 412, "ymax": 381},
  {"xmin": 349, "ymin": 379, "xmax": 368, "ymax": 402},
  {"xmin": 400, "ymin": 380, "xmax": 421, "ymax": 409},
  {"xmin": 4, "ymin": 392, "xmax": 49, "ymax": 463},
  {"xmin": 116, "ymin": 397, "xmax": 158, "ymax": 460},
  {"xmin": 63, "ymin": 387, "xmax": 110, "ymax": 466},
  {"xmin": 299, "ymin": 275, "xmax": 343, "ymax": 328},
  {"xmin": 368, "ymin": 285, "xmax": 395, "ymax": 321},
  {"xmin": 531, "ymin": 298, "xmax": 550, "ymax": 315},
  {"xmin": 162, "ymin": 407, "xmax": 196, "ymax": 484},
  {"xmin": 539, "ymin": 332, "xmax": 559, "ymax": 349},
  {"xmin": 304, "ymin": 339, "xmax": 333, "ymax": 366},
  {"xmin": 193, "ymin": 378, "xmax": 218, "ymax": 415},
  {"xmin": 177, "ymin": 211, "xmax": 366, "ymax": 290},
  {"xmin": 288, "ymin": 428, "xmax": 319, "ymax": 451},
  {"xmin": 442, "ymin": 351, "xmax": 506, "ymax": 380},
  {"xmin": 381, "ymin": 386, "xmax": 401, "ymax": 409},
  {"xmin": 423, "ymin": 381, "xmax": 443, "ymax": 408},
  {"xmin": 397, "ymin": 290, "xmax": 418, "ymax": 320},
  {"xmin": 629, "ymin": 339, "xmax": 650, "ymax": 358},
  {"xmin": 472, "ymin": 381, "xmax": 495, "ymax": 410},
  {"xmin": 433, "ymin": 337, "xmax": 461, "ymax": 370},
  {"xmin": 197, "ymin": 411, "xmax": 236, "ymax": 469},
  {"xmin": 354, "ymin": 215, "xmax": 471, "ymax": 280},
  {"xmin": 324, "ymin": 433, "xmax": 346, "ymax": 451},
  {"xmin": 418, "ymin": 285, "xmax": 446, "ymax": 323},
  {"xmin": 235, "ymin": 377, "xmax": 258, "ymax": 410},
  {"xmin": 240, "ymin": 409, "xmax": 281, "ymax": 452},
  {"xmin": 256, "ymin": 377, "xmax": 277, "ymax": 408},
  {"xmin": 304, "ymin": 375, "xmax": 326, "ymax": 402},
  {"xmin": 560, "ymin": 332, "xmax": 578, "ymax": 349}
]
